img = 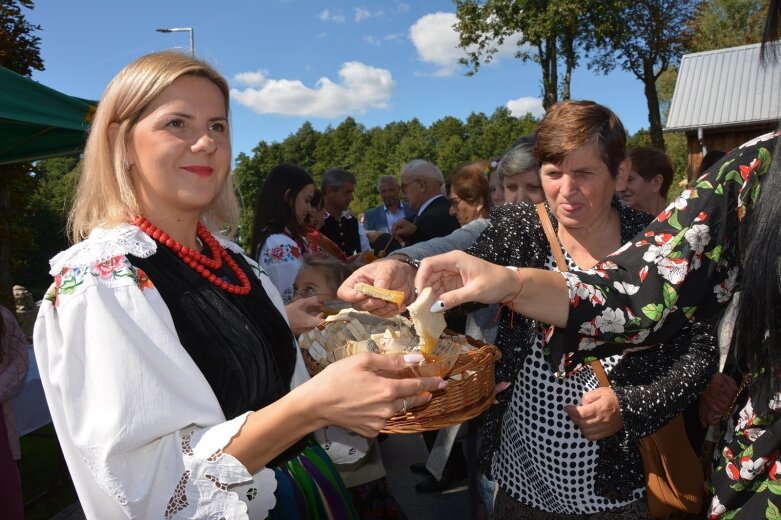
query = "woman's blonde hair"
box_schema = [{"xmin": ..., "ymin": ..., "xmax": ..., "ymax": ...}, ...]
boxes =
[{"xmin": 68, "ymin": 51, "xmax": 239, "ymax": 242}]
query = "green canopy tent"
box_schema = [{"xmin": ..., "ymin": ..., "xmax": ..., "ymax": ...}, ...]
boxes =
[{"xmin": 0, "ymin": 66, "xmax": 96, "ymax": 166}]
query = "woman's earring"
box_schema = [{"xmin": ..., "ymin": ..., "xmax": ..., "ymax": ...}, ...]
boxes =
[{"xmin": 123, "ymin": 160, "xmax": 132, "ymax": 174}]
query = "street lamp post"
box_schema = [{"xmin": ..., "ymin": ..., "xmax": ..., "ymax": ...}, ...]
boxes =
[{"xmin": 156, "ymin": 27, "xmax": 194, "ymax": 57}]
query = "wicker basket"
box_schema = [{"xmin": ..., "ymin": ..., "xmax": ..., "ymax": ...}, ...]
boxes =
[{"xmin": 303, "ymin": 332, "xmax": 501, "ymax": 434}]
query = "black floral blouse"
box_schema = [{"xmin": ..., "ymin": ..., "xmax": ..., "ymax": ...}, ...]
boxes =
[
  {"xmin": 551, "ymin": 131, "xmax": 779, "ymax": 518},
  {"xmin": 467, "ymin": 201, "xmax": 717, "ymax": 500}
]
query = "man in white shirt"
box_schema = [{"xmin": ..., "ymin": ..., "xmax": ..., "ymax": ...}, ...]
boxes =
[{"xmin": 363, "ymin": 176, "xmax": 414, "ymax": 239}]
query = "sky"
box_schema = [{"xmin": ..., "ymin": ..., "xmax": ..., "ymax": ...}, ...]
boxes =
[{"xmin": 27, "ymin": 0, "xmax": 651, "ymax": 164}]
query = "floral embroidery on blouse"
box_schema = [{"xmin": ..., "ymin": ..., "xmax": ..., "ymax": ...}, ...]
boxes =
[
  {"xmin": 49, "ymin": 256, "xmax": 151, "ymax": 307},
  {"xmin": 262, "ymin": 243, "xmax": 302, "ymax": 265}
]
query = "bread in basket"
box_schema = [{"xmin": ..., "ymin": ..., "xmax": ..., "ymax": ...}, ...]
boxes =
[{"xmin": 298, "ymin": 309, "xmax": 501, "ymax": 433}]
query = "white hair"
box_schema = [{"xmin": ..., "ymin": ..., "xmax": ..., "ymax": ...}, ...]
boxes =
[{"xmin": 401, "ymin": 159, "xmax": 444, "ymax": 184}]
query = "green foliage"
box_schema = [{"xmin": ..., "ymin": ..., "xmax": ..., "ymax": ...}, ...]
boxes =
[
  {"xmin": 664, "ymin": 131, "xmax": 689, "ymax": 200},
  {"xmin": 20, "ymin": 156, "xmax": 80, "ymax": 295},
  {"xmin": 0, "ymin": 0, "xmax": 44, "ymax": 305},
  {"xmin": 0, "ymin": 0, "xmax": 44, "ymax": 76},
  {"xmin": 232, "ymin": 110, "xmax": 540, "ymax": 251},
  {"xmin": 689, "ymin": 0, "xmax": 766, "ymax": 52},
  {"xmin": 454, "ymin": 0, "xmax": 586, "ymax": 109},
  {"xmin": 587, "ymin": 0, "xmax": 698, "ymax": 150}
]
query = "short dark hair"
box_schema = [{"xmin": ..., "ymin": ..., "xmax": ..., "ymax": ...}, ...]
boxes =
[
  {"xmin": 322, "ymin": 168, "xmax": 356, "ymax": 193},
  {"xmin": 534, "ymin": 100, "xmax": 627, "ymax": 178},
  {"xmin": 629, "ymin": 146, "xmax": 674, "ymax": 197}
]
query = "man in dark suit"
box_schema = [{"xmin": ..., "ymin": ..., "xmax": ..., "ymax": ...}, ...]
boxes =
[
  {"xmin": 392, "ymin": 159, "xmax": 459, "ymax": 246},
  {"xmin": 362, "ymin": 176, "xmax": 414, "ymax": 235}
]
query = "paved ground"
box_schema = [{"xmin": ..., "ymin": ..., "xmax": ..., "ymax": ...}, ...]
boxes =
[
  {"xmin": 380, "ymin": 432, "xmax": 472, "ymax": 520},
  {"xmin": 50, "ymin": 432, "xmax": 472, "ymax": 520}
]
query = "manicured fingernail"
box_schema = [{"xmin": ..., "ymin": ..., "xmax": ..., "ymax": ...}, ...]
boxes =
[
  {"xmin": 438, "ymin": 380, "xmax": 449, "ymax": 390},
  {"xmin": 429, "ymin": 300, "xmax": 446, "ymax": 313},
  {"xmin": 404, "ymin": 353, "xmax": 424, "ymax": 363}
]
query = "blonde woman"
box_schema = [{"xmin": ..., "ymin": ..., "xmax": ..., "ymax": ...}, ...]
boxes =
[{"xmin": 34, "ymin": 51, "xmax": 443, "ymax": 519}]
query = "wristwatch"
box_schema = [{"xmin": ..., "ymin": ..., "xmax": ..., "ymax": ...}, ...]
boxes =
[{"xmin": 393, "ymin": 256, "xmax": 421, "ymax": 270}]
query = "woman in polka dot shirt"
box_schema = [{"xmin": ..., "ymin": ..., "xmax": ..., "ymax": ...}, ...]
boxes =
[{"xmin": 463, "ymin": 101, "xmax": 718, "ymax": 518}]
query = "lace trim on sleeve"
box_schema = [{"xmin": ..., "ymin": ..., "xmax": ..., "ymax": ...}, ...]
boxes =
[
  {"xmin": 49, "ymin": 224, "xmax": 157, "ymax": 276},
  {"xmin": 165, "ymin": 412, "xmax": 277, "ymax": 519}
]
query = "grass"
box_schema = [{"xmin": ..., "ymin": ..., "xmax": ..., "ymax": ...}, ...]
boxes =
[{"xmin": 19, "ymin": 423, "xmax": 78, "ymax": 519}]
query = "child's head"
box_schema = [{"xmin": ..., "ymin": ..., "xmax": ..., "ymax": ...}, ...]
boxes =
[{"xmin": 293, "ymin": 253, "xmax": 351, "ymax": 302}]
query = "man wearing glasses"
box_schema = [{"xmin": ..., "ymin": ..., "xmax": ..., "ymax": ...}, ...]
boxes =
[{"xmin": 392, "ymin": 159, "xmax": 459, "ymax": 245}]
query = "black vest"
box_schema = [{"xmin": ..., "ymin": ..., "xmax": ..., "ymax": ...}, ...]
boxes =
[{"xmin": 321, "ymin": 213, "xmax": 362, "ymax": 256}]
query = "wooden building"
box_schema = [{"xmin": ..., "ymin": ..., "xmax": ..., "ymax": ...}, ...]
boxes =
[{"xmin": 666, "ymin": 42, "xmax": 781, "ymax": 180}]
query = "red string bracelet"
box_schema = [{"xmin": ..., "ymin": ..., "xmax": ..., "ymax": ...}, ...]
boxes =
[{"xmin": 494, "ymin": 266, "xmax": 525, "ymax": 329}]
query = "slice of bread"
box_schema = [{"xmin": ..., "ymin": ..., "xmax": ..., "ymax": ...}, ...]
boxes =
[
  {"xmin": 407, "ymin": 287, "xmax": 446, "ymax": 356},
  {"xmin": 353, "ymin": 282, "xmax": 405, "ymax": 306}
]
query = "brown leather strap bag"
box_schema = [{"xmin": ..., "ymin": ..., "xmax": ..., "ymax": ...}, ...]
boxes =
[{"xmin": 534, "ymin": 203, "xmax": 704, "ymax": 519}]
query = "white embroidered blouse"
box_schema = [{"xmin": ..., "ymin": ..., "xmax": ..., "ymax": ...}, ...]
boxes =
[
  {"xmin": 33, "ymin": 224, "xmax": 362, "ymax": 519},
  {"xmin": 257, "ymin": 233, "xmax": 306, "ymax": 304}
]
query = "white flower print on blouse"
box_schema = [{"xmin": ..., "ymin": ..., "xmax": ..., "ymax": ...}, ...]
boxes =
[
  {"xmin": 739, "ymin": 455, "xmax": 770, "ymax": 480},
  {"xmin": 684, "ymin": 224, "xmax": 711, "ymax": 254},
  {"xmin": 714, "ymin": 266, "xmax": 739, "ymax": 303},
  {"xmin": 641, "ymin": 236, "xmax": 675, "ymax": 263},
  {"xmin": 612, "ymin": 281, "xmax": 640, "ymax": 295},
  {"xmin": 570, "ymin": 278, "xmax": 607, "ymax": 306},
  {"xmin": 657, "ymin": 257, "xmax": 689, "ymax": 285},
  {"xmin": 594, "ymin": 307, "xmax": 626, "ymax": 334}
]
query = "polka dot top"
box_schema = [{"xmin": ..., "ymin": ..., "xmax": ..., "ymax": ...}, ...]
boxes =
[{"xmin": 493, "ymin": 254, "xmax": 644, "ymax": 514}]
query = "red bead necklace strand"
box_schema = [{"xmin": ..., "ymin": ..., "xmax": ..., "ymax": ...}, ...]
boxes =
[{"xmin": 133, "ymin": 216, "xmax": 251, "ymax": 295}]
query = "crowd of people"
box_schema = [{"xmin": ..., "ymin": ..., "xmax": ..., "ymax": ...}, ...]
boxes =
[{"xmin": 8, "ymin": 3, "xmax": 781, "ymax": 519}]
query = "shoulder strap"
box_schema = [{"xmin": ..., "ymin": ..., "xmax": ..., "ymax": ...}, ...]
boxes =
[{"xmin": 534, "ymin": 203, "xmax": 610, "ymax": 388}]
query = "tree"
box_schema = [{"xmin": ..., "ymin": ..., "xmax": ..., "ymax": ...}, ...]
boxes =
[
  {"xmin": 0, "ymin": 0, "xmax": 44, "ymax": 306},
  {"xmin": 0, "ymin": 0, "xmax": 43, "ymax": 75},
  {"xmin": 689, "ymin": 0, "xmax": 766, "ymax": 52},
  {"xmin": 455, "ymin": 0, "xmax": 586, "ymax": 110},
  {"xmin": 20, "ymin": 157, "xmax": 80, "ymax": 294},
  {"xmin": 234, "ymin": 108, "xmax": 542, "ymax": 252},
  {"xmin": 588, "ymin": 0, "xmax": 697, "ymax": 150}
]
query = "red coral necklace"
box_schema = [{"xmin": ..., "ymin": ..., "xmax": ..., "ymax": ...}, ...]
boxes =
[{"xmin": 133, "ymin": 216, "xmax": 251, "ymax": 295}]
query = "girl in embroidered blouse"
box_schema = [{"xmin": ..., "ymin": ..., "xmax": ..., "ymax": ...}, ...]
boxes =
[
  {"xmin": 33, "ymin": 51, "xmax": 444, "ymax": 520},
  {"xmin": 250, "ymin": 163, "xmax": 316, "ymax": 304},
  {"xmin": 411, "ymin": 5, "xmax": 781, "ymax": 517}
]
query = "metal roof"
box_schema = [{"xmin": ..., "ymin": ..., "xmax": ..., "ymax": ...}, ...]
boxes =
[{"xmin": 666, "ymin": 42, "xmax": 781, "ymax": 131}]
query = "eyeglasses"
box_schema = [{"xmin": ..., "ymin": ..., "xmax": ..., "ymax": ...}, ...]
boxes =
[
  {"xmin": 293, "ymin": 287, "xmax": 333, "ymax": 299},
  {"xmin": 400, "ymin": 178, "xmax": 422, "ymax": 193},
  {"xmin": 449, "ymin": 196, "xmax": 462, "ymax": 208}
]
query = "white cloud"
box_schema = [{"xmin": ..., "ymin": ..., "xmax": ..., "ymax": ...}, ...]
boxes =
[
  {"xmin": 230, "ymin": 62, "xmax": 395, "ymax": 119},
  {"xmin": 319, "ymin": 9, "xmax": 345, "ymax": 23},
  {"xmin": 395, "ymin": 2, "xmax": 410, "ymax": 13},
  {"xmin": 409, "ymin": 12, "xmax": 524, "ymax": 77},
  {"xmin": 507, "ymin": 96, "xmax": 545, "ymax": 118},
  {"xmin": 363, "ymin": 35, "xmax": 381, "ymax": 46},
  {"xmin": 384, "ymin": 33, "xmax": 402, "ymax": 41},
  {"xmin": 355, "ymin": 7, "xmax": 371, "ymax": 22},
  {"xmin": 233, "ymin": 71, "xmax": 267, "ymax": 87}
]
